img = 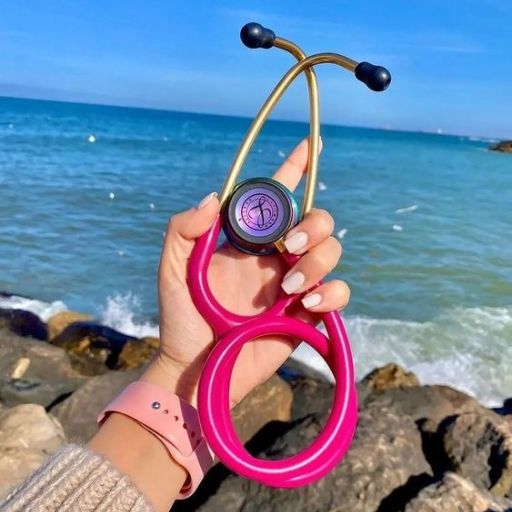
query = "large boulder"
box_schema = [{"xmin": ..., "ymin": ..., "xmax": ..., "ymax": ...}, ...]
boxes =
[
  {"xmin": 404, "ymin": 472, "xmax": 512, "ymax": 512},
  {"xmin": 184, "ymin": 396, "xmax": 431, "ymax": 512},
  {"xmin": 0, "ymin": 330, "xmax": 77, "ymax": 380},
  {"xmin": 50, "ymin": 322, "xmax": 138, "ymax": 375},
  {"xmin": 0, "ymin": 330, "xmax": 85, "ymax": 407},
  {"xmin": 0, "ymin": 404, "xmax": 65, "ymax": 498},
  {"xmin": 0, "ymin": 309, "xmax": 47, "ymax": 341},
  {"xmin": 442, "ymin": 411, "xmax": 512, "ymax": 497},
  {"xmin": 52, "ymin": 366, "xmax": 147, "ymax": 441},
  {"xmin": 47, "ymin": 310, "xmax": 93, "ymax": 340},
  {"xmin": 490, "ymin": 140, "xmax": 512, "ymax": 153}
]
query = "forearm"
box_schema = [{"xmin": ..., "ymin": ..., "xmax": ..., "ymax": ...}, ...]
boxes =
[{"xmin": 88, "ymin": 357, "xmax": 200, "ymax": 512}]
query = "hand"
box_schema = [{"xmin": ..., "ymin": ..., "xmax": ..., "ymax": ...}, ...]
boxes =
[{"xmin": 142, "ymin": 138, "xmax": 350, "ymax": 407}]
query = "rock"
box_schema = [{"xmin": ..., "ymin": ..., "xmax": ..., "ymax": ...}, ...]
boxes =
[
  {"xmin": 232, "ymin": 375, "xmax": 293, "ymax": 443},
  {"xmin": 490, "ymin": 140, "xmax": 512, "ymax": 153},
  {"xmin": 0, "ymin": 404, "xmax": 65, "ymax": 498},
  {"xmin": 50, "ymin": 321, "xmax": 138, "ymax": 375},
  {"xmin": 0, "ymin": 308, "xmax": 47, "ymax": 341},
  {"xmin": 52, "ymin": 366, "xmax": 147, "ymax": 441},
  {"xmin": 47, "ymin": 310, "xmax": 93, "ymax": 340},
  {"xmin": 0, "ymin": 330, "xmax": 80, "ymax": 380},
  {"xmin": 361, "ymin": 363, "xmax": 420, "ymax": 393},
  {"xmin": 362, "ymin": 384, "xmax": 485, "ymax": 434},
  {"xmin": 0, "ymin": 377, "xmax": 83, "ymax": 408},
  {"xmin": 404, "ymin": 473, "xmax": 512, "ymax": 512},
  {"xmin": 188, "ymin": 397, "xmax": 431, "ymax": 512},
  {"xmin": 118, "ymin": 336, "xmax": 160, "ymax": 370},
  {"xmin": 54, "ymin": 368, "xmax": 292, "ymax": 447},
  {"xmin": 442, "ymin": 411, "xmax": 512, "ymax": 497},
  {"xmin": 278, "ymin": 357, "xmax": 331, "ymax": 384}
]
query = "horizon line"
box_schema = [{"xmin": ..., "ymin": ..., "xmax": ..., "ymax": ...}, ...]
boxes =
[{"xmin": 0, "ymin": 93, "xmax": 499, "ymax": 141}]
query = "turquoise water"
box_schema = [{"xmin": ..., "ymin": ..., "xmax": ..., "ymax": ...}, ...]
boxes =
[{"xmin": 0, "ymin": 96, "xmax": 511, "ymax": 404}]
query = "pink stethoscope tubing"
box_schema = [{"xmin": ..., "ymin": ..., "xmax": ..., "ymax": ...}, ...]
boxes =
[{"xmin": 188, "ymin": 216, "xmax": 358, "ymax": 488}]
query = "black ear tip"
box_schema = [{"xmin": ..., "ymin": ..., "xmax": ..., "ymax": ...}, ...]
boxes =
[
  {"xmin": 240, "ymin": 22, "xmax": 275, "ymax": 49},
  {"xmin": 355, "ymin": 62, "xmax": 392, "ymax": 91}
]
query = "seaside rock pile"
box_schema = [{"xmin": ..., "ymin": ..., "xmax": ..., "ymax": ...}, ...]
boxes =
[
  {"xmin": 0, "ymin": 300, "xmax": 511, "ymax": 512},
  {"xmin": 490, "ymin": 140, "xmax": 512, "ymax": 153}
]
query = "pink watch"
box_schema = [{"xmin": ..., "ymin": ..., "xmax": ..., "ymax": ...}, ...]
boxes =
[{"xmin": 97, "ymin": 381, "xmax": 214, "ymax": 498}]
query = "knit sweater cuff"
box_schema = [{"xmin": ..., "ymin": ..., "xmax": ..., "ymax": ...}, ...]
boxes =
[{"xmin": 0, "ymin": 444, "xmax": 153, "ymax": 512}]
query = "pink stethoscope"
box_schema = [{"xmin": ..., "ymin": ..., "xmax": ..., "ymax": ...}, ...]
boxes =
[{"xmin": 188, "ymin": 23, "xmax": 391, "ymax": 488}]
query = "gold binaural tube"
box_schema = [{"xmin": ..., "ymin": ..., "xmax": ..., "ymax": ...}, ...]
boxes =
[{"xmin": 219, "ymin": 50, "xmax": 358, "ymax": 216}]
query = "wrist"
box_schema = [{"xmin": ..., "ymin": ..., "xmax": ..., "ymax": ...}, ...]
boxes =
[{"xmin": 139, "ymin": 353, "xmax": 204, "ymax": 408}]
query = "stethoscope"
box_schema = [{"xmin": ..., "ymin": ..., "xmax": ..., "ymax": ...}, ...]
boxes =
[{"xmin": 188, "ymin": 22, "xmax": 391, "ymax": 488}]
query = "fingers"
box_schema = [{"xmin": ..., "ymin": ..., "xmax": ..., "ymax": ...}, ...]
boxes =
[
  {"xmin": 283, "ymin": 208, "xmax": 334, "ymax": 255},
  {"xmin": 272, "ymin": 137, "xmax": 322, "ymax": 192},
  {"xmin": 281, "ymin": 236, "xmax": 342, "ymax": 295},
  {"xmin": 301, "ymin": 280, "xmax": 351, "ymax": 312},
  {"xmin": 160, "ymin": 192, "xmax": 220, "ymax": 277}
]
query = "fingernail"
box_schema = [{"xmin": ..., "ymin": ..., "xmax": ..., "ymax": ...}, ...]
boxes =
[
  {"xmin": 301, "ymin": 293, "xmax": 322, "ymax": 309},
  {"xmin": 281, "ymin": 271, "xmax": 305, "ymax": 295},
  {"xmin": 197, "ymin": 192, "xmax": 217, "ymax": 209},
  {"xmin": 284, "ymin": 231, "xmax": 308, "ymax": 254}
]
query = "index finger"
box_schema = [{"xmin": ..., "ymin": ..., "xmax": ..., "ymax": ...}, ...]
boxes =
[{"xmin": 271, "ymin": 137, "xmax": 322, "ymax": 192}]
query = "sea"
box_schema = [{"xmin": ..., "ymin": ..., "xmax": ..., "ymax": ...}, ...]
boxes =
[{"xmin": 0, "ymin": 96, "xmax": 510, "ymax": 406}]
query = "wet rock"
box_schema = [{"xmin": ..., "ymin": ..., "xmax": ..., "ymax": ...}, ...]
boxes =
[
  {"xmin": 0, "ymin": 330, "xmax": 80, "ymax": 381},
  {"xmin": 404, "ymin": 472, "xmax": 512, "ymax": 512},
  {"xmin": 191, "ymin": 402, "xmax": 431, "ymax": 512},
  {"xmin": 360, "ymin": 363, "xmax": 420, "ymax": 393},
  {"xmin": 442, "ymin": 411, "xmax": 512, "ymax": 497},
  {"xmin": 0, "ymin": 404, "xmax": 65, "ymax": 498},
  {"xmin": 0, "ymin": 308, "xmax": 47, "ymax": 341},
  {"xmin": 490, "ymin": 140, "xmax": 512, "ymax": 153},
  {"xmin": 118, "ymin": 336, "xmax": 160, "ymax": 370},
  {"xmin": 47, "ymin": 310, "xmax": 93, "ymax": 340},
  {"xmin": 50, "ymin": 322, "xmax": 138, "ymax": 375}
]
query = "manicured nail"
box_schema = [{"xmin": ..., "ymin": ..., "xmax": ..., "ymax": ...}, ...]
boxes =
[
  {"xmin": 301, "ymin": 293, "xmax": 322, "ymax": 309},
  {"xmin": 281, "ymin": 271, "xmax": 305, "ymax": 295},
  {"xmin": 284, "ymin": 231, "xmax": 308, "ymax": 254},
  {"xmin": 197, "ymin": 192, "xmax": 217, "ymax": 209}
]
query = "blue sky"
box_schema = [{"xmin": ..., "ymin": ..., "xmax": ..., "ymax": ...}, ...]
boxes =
[{"xmin": 0, "ymin": 0, "xmax": 510, "ymax": 137}]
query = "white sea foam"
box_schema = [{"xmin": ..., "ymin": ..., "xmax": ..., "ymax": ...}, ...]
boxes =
[
  {"xmin": 292, "ymin": 306, "xmax": 512, "ymax": 406},
  {"xmin": 318, "ymin": 181, "xmax": 327, "ymax": 191},
  {"xmin": 395, "ymin": 204, "xmax": 418, "ymax": 214},
  {"xmin": 277, "ymin": 149, "xmax": 286, "ymax": 158},
  {"xmin": 3, "ymin": 291, "xmax": 510, "ymax": 406},
  {"xmin": 0, "ymin": 295, "xmax": 67, "ymax": 322},
  {"xmin": 337, "ymin": 228, "xmax": 348, "ymax": 240},
  {"xmin": 99, "ymin": 293, "xmax": 159, "ymax": 338},
  {"xmin": 88, "ymin": 134, "xmax": 96, "ymax": 143},
  {"xmin": 109, "ymin": 192, "xmax": 115, "ymax": 200},
  {"xmin": 392, "ymin": 224, "xmax": 403, "ymax": 232}
]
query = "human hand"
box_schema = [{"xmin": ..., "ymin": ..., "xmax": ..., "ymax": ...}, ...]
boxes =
[{"xmin": 142, "ymin": 138, "xmax": 350, "ymax": 407}]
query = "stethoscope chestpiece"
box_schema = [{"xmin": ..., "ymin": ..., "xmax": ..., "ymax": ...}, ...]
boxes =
[{"xmin": 222, "ymin": 177, "xmax": 299, "ymax": 255}]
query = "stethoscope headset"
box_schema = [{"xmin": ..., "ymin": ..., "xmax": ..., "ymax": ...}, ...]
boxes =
[{"xmin": 188, "ymin": 22, "xmax": 391, "ymax": 488}]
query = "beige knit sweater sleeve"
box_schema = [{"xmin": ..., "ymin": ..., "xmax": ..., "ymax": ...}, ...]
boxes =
[{"xmin": 0, "ymin": 444, "xmax": 153, "ymax": 512}]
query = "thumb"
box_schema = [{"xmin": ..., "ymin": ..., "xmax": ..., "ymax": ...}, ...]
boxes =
[{"xmin": 160, "ymin": 192, "xmax": 220, "ymax": 277}]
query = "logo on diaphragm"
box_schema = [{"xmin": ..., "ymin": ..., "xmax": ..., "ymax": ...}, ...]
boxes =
[{"xmin": 239, "ymin": 193, "xmax": 279, "ymax": 232}]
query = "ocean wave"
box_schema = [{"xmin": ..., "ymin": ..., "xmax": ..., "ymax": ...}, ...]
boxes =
[
  {"xmin": 292, "ymin": 306, "xmax": 512, "ymax": 407},
  {"xmin": 0, "ymin": 294, "xmax": 67, "ymax": 322},
  {"xmin": 2, "ymin": 292, "xmax": 510, "ymax": 406},
  {"xmin": 99, "ymin": 293, "xmax": 159, "ymax": 339}
]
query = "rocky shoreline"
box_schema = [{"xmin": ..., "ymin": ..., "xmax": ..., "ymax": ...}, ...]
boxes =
[{"xmin": 1, "ymin": 298, "xmax": 511, "ymax": 511}]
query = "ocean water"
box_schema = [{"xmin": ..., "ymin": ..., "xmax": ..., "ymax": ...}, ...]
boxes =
[{"xmin": 0, "ymin": 96, "xmax": 511, "ymax": 405}]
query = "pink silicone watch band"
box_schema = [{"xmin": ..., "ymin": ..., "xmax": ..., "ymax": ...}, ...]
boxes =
[{"xmin": 97, "ymin": 381, "xmax": 214, "ymax": 498}]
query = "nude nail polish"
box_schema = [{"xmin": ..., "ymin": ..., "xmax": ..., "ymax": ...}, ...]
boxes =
[
  {"xmin": 197, "ymin": 192, "xmax": 218, "ymax": 209},
  {"xmin": 284, "ymin": 231, "xmax": 308, "ymax": 254},
  {"xmin": 302, "ymin": 293, "xmax": 322, "ymax": 309},
  {"xmin": 281, "ymin": 271, "xmax": 305, "ymax": 295}
]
